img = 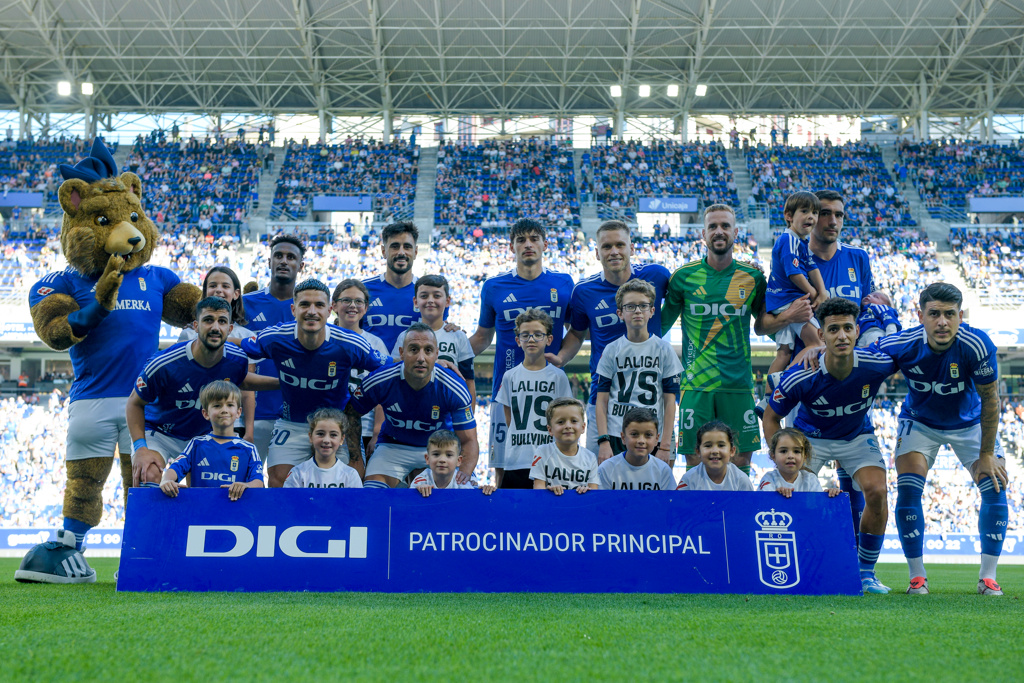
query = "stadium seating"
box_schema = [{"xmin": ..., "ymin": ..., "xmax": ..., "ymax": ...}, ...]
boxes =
[
  {"xmin": 271, "ymin": 139, "xmax": 418, "ymax": 222},
  {"xmin": 0, "ymin": 137, "xmax": 115, "ymax": 208},
  {"xmin": 122, "ymin": 136, "xmax": 259, "ymax": 233},
  {"xmin": 897, "ymin": 139, "xmax": 1024, "ymax": 216},
  {"xmin": 433, "ymin": 139, "xmax": 578, "ymax": 236},
  {"xmin": 582, "ymin": 141, "xmax": 738, "ymax": 220},
  {"xmin": 949, "ymin": 227, "xmax": 1024, "ymax": 305},
  {"xmin": 747, "ymin": 143, "xmax": 915, "ymax": 228}
]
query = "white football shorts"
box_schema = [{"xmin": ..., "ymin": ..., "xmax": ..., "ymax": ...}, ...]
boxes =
[
  {"xmin": 134, "ymin": 429, "xmax": 188, "ymax": 465},
  {"xmin": 365, "ymin": 442, "xmax": 425, "ymax": 480},
  {"xmin": 770, "ymin": 301, "xmax": 820, "ymax": 349},
  {"xmin": 895, "ymin": 419, "xmax": 1006, "ymax": 469},
  {"xmin": 806, "ymin": 433, "xmax": 886, "ymax": 477},
  {"xmin": 489, "ymin": 401, "xmax": 507, "ymax": 470},
  {"xmin": 585, "ymin": 402, "xmax": 598, "ymax": 453},
  {"xmin": 66, "ymin": 397, "xmax": 131, "ymax": 461},
  {"xmin": 251, "ymin": 419, "xmax": 275, "ymax": 463}
]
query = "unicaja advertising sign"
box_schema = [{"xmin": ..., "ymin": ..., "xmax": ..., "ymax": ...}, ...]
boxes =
[{"xmin": 638, "ymin": 197, "xmax": 698, "ymax": 213}]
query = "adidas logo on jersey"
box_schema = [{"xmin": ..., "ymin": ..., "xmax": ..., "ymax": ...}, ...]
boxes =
[
  {"xmin": 370, "ymin": 298, "xmax": 383, "ymax": 307},
  {"xmin": 253, "ymin": 312, "xmax": 267, "ymax": 323},
  {"xmin": 281, "ymin": 358, "xmax": 296, "ymax": 368},
  {"xmin": 693, "ymin": 286, "xmax": 707, "ymax": 297},
  {"xmin": 178, "ymin": 382, "xmax": 194, "ymax": 393},
  {"xmin": 503, "ymin": 293, "xmax": 518, "ymax": 303},
  {"xmin": 812, "ymin": 396, "xmax": 829, "ymax": 406},
  {"xmin": 198, "ymin": 458, "xmax": 210, "ymax": 467},
  {"xmin": 388, "ymin": 402, "xmax": 402, "ymax": 413},
  {"xmin": 596, "ymin": 299, "xmax": 610, "ymax": 310},
  {"xmin": 908, "ymin": 366, "xmax": 923, "ymax": 374}
]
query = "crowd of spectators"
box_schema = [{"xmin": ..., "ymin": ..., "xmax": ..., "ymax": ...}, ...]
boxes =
[
  {"xmin": 582, "ymin": 141, "xmax": 738, "ymax": 220},
  {"xmin": 747, "ymin": 143, "xmax": 915, "ymax": 228},
  {"xmin": 0, "ymin": 136, "xmax": 111, "ymax": 206},
  {"xmin": 896, "ymin": 138, "xmax": 1024, "ymax": 214},
  {"xmin": 122, "ymin": 135, "xmax": 259, "ymax": 234},
  {"xmin": 271, "ymin": 139, "xmax": 418, "ymax": 222},
  {"xmin": 949, "ymin": 227, "xmax": 1024, "ymax": 303},
  {"xmin": 433, "ymin": 139, "xmax": 578, "ymax": 236}
]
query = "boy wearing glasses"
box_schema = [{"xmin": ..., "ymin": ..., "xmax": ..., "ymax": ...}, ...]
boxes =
[
  {"xmin": 495, "ymin": 309, "xmax": 573, "ymax": 489},
  {"xmin": 596, "ymin": 280, "xmax": 682, "ymax": 466}
]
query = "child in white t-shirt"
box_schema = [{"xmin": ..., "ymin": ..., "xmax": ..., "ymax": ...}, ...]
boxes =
[
  {"xmin": 414, "ymin": 429, "xmax": 495, "ymax": 496},
  {"xmin": 283, "ymin": 408, "xmax": 363, "ymax": 488},
  {"xmin": 757, "ymin": 427, "xmax": 840, "ymax": 498},
  {"xmin": 677, "ymin": 420, "xmax": 753, "ymax": 491},
  {"xmin": 530, "ymin": 398, "xmax": 599, "ymax": 495}
]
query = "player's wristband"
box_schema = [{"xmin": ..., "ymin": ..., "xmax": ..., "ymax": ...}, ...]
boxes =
[
  {"xmin": 132, "ymin": 438, "xmax": 148, "ymax": 453},
  {"xmin": 597, "ymin": 435, "xmax": 611, "ymax": 445}
]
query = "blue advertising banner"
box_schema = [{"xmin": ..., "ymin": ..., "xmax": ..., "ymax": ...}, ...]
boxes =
[
  {"xmin": 1, "ymin": 528, "xmax": 124, "ymax": 550},
  {"xmin": 638, "ymin": 197, "xmax": 698, "ymax": 213},
  {"xmin": 117, "ymin": 489, "xmax": 862, "ymax": 594},
  {"xmin": 0, "ymin": 192, "xmax": 44, "ymax": 208},
  {"xmin": 311, "ymin": 195, "xmax": 373, "ymax": 212}
]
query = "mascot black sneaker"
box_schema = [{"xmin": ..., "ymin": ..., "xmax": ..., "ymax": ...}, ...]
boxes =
[{"xmin": 14, "ymin": 529, "xmax": 97, "ymax": 584}]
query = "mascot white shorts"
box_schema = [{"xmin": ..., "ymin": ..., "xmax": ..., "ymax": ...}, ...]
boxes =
[{"xmin": 67, "ymin": 397, "xmax": 131, "ymax": 461}]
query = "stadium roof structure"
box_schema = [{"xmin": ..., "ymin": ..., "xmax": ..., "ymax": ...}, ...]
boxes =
[{"xmin": 1, "ymin": 0, "xmax": 1023, "ymax": 120}]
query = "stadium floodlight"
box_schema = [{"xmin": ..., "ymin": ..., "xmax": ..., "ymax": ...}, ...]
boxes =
[
  {"xmin": 695, "ymin": 84, "xmax": 708, "ymax": 97},
  {"xmin": 610, "ymin": 85, "xmax": 622, "ymax": 98},
  {"xmin": 57, "ymin": 81, "xmax": 71, "ymax": 96},
  {"xmin": 667, "ymin": 84, "xmax": 679, "ymax": 97},
  {"xmin": 81, "ymin": 82, "xmax": 94, "ymax": 95},
  {"xmin": 639, "ymin": 84, "xmax": 650, "ymax": 98}
]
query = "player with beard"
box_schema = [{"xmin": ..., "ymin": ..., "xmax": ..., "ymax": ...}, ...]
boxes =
[
  {"xmin": 661, "ymin": 204, "xmax": 811, "ymax": 473},
  {"xmin": 127, "ymin": 297, "xmax": 279, "ymax": 485},
  {"xmin": 362, "ymin": 221, "xmax": 433, "ymax": 352},
  {"xmin": 243, "ymin": 235, "xmax": 305, "ymax": 462}
]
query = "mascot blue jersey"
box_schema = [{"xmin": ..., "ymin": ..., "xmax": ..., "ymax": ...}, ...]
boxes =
[
  {"xmin": 478, "ymin": 269, "xmax": 574, "ymax": 399},
  {"xmin": 135, "ymin": 341, "xmax": 250, "ymax": 440},
  {"xmin": 349, "ymin": 363, "xmax": 476, "ymax": 448},
  {"xmin": 29, "ymin": 265, "xmax": 180, "ymax": 402},
  {"xmin": 568, "ymin": 263, "xmax": 670, "ymax": 403},
  {"xmin": 241, "ymin": 288, "xmax": 293, "ymax": 421},
  {"xmin": 241, "ymin": 322, "xmax": 389, "ymax": 423},
  {"xmin": 767, "ymin": 347, "xmax": 896, "ymax": 441}
]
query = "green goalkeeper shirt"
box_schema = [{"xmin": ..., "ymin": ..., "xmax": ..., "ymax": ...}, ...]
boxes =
[{"xmin": 660, "ymin": 258, "xmax": 767, "ymax": 394}]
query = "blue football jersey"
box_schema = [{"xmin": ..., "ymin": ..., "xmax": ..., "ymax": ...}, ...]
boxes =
[
  {"xmin": 361, "ymin": 274, "xmax": 449, "ymax": 351},
  {"xmin": 812, "ymin": 243, "xmax": 873, "ymax": 304},
  {"xmin": 29, "ymin": 265, "xmax": 181, "ymax": 402},
  {"xmin": 857, "ymin": 303, "xmax": 901, "ymax": 336},
  {"xmin": 241, "ymin": 288, "xmax": 294, "ymax": 421},
  {"xmin": 135, "ymin": 341, "xmax": 250, "ymax": 439},
  {"xmin": 349, "ymin": 363, "xmax": 476, "ymax": 448},
  {"xmin": 569, "ymin": 263, "xmax": 671, "ymax": 403},
  {"xmin": 766, "ymin": 230, "xmax": 817, "ymax": 311},
  {"xmin": 241, "ymin": 322, "xmax": 389, "ymax": 423},
  {"xmin": 168, "ymin": 434, "xmax": 263, "ymax": 486},
  {"xmin": 875, "ymin": 323, "xmax": 998, "ymax": 430},
  {"xmin": 478, "ymin": 269, "xmax": 575, "ymax": 398},
  {"xmin": 767, "ymin": 348, "xmax": 896, "ymax": 441}
]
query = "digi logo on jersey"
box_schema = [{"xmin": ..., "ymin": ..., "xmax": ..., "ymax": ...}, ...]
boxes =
[
  {"xmin": 755, "ymin": 509, "xmax": 800, "ymax": 589},
  {"xmin": 365, "ymin": 313, "xmax": 415, "ymax": 329},
  {"xmin": 905, "ymin": 379, "xmax": 966, "ymax": 396},
  {"xmin": 809, "ymin": 397, "xmax": 871, "ymax": 417},
  {"xmin": 502, "ymin": 305, "xmax": 562, "ymax": 322},
  {"xmin": 826, "ymin": 285, "xmax": 861, "ymax": 300},
  {"xmin": 386, "ymin": 415, "xmax": 444, "ymax": 432},
  {"xmin": 185, "ymin": 525, "xmax": 368, "ymax": 559},
  {"xmin": 279, "ymin": 371, "xmax": 341, "ymax": 391},
  {"xmin": 688, "ymin": 303, "xmax": 748, "ymax": 317}
]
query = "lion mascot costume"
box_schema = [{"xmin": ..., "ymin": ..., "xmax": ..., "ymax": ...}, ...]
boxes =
[{"xmin": 15, "ymin": 138, "xmax": 201, "ymax": 583}]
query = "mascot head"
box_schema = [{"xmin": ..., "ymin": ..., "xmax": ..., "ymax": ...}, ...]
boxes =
[{"xmin": 57, "ymin": 138, "xmax": 159, "ymax": 277}]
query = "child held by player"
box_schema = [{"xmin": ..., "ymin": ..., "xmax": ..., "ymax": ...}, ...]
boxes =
[
  {"xmin": 676, "ymin": 420, "xmax": 753, "ymax": 491},
  {"xmin": 766, "ymin": 191, "xmax": 829, "ymax": 375},
  {"xmin": 391, "ymin": 274, "xmax": 476, "ymax": 397},
  {"xmin": 597, "ymin": 407, "xmax": 677, "ymax": 490},
  {"xmin": 856, "ymin": 290, "xmax": 902, "ymax": 347},
  {"xmin": 414, "ymin": 429, "xmax": 495, "ymax": 496},
  {"xmin": 160, "ymin": 381, "xmax": 264, "ymax": 501},
  {"xmin": 530, "ymin": 398, "xmax": 599, "ymax": 495},
  {"xmin": 282, "ymin": 408, "xmax": 363, "ymax": 488},
  {"xmin": 758, "ymin": 427, "xmax": 840, "ymax": 497},
  {"xmin": 495, "ymin": 308, "xmax": 573, "ymax": 489},
  {"xmin": 596, "ymin": 280, "xmax": 682, "ymax": 466}
]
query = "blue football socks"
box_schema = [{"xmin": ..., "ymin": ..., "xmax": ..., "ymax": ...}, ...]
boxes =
[
  {"xmin": 63, "ymin": 518, "xmax": 92, "ymax": 551},
  {"xmin": 978, "ymin": 476, "xmax": 1008, "ymax": 580},
  {"xmin": 895, "ymin": 473, "xmax": 927, "ymax": 577}
]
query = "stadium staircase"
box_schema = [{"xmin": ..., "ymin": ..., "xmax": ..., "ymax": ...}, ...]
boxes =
[
  {"xmin": 413, "ymin": 146, "xmax": 436, "ymax": 243},
  {"xmin": 879, "ymin": 143, "xmax": 950, "ymax": 248},
  {"xmin": 727, "ymin": 147, "xmax": 770, "ymax": 243},
  {"xmin": 575, "ymin": 148, "xmax": 599, "ymax": 236},
  {"xmin": 253, "ymin": 146, "xmax": 285, "ymax": 219}
]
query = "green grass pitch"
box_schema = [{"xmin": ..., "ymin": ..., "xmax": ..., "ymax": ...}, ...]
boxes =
[{"xmin": 1, "ymin": 559, "xmax": 1022, "ymax": 682}]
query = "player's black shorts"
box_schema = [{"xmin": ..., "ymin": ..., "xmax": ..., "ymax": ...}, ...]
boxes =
[{"xmin": 500, "ymin": 468, "xmax": 533, "ymax": 489}]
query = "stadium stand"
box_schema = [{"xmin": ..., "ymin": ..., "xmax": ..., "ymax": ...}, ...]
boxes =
[
  {"xmin": 897, "ymin": 139, "xmax": 1024, "ymax": 216},
  {"xmin": 0, "ymin": 137, "xmax": 114, "ymax": 210},
  {"xmin": 747, "ymin": 143, "xmax": 915, "ymax": 228},
  {"xmin": 949, "ymin": 227, "xmax": 1024, "ymax": 306},
  {"xmin": 122, "ymin": 136, "xmax": 258, "ymax": 233},
  {"xmin": 271, "ymin": 139, "xmax": 418, "ymax": 222},
  {"xmin": 581, "ymin": 140, "xmax": 738, "ymax": 220},
  {"xmin": 433, "ymin": 139, "xmax": 578, "ymax": 236}
]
